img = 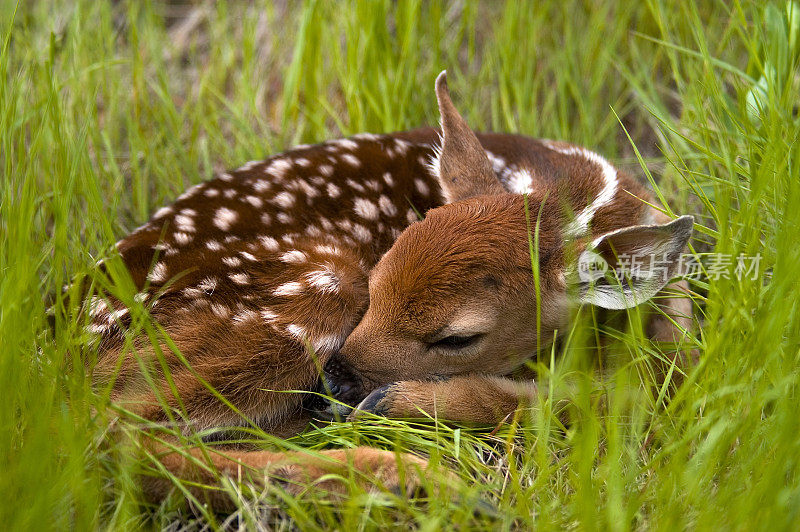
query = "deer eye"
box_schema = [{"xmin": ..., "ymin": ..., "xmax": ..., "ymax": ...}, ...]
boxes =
[{"xmin": 429, "ymin": 334, "xmax": 483, "ymax": 351}]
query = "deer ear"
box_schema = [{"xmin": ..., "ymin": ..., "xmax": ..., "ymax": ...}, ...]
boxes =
[
  {"xmin": 573, "ymin": 215, "xmax": 694, "ymax": 310},
  {"xmin": 432, "ymin": 71, "xmax": 505, "ymax": 203}
]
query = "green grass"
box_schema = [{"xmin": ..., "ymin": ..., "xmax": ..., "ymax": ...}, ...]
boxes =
[{"xmin": 2, "ymin": 0, "xmax": 799, "ymax": 529}]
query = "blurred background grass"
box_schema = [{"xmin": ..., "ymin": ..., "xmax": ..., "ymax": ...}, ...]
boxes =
[{"xmin": 1, "ymin": 0, "xmax": 799, "ymax": 529}]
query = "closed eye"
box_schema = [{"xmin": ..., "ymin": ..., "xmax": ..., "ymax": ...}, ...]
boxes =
[{"xmin": 429, "ymin": 334, "xmax": 483, "ymax": 351}]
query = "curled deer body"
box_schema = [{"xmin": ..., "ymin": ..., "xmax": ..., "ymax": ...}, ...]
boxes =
[{"xmin": 88, "ymin": 72, "xmax": 694, "ymax": 507}]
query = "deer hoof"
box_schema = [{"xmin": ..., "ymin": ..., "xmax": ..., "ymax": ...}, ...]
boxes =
[{"xmin": 348, "ymin": 383, "xmax": 395, "ymax": 419}]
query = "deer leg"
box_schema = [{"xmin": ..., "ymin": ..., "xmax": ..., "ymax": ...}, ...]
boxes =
[
  {"xmin": 348, "ymin": 375, "xmax": 539, "ymax": 425},
  {"xmin": 142, "ymin": 441, "xmax": 429, "ymax": 511}
]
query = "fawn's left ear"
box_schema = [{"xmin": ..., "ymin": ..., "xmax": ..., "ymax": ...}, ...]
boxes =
[
  {"xmin": 432, "ymin": 71, "xmax": 505, "ymax": 203},
  {"xmin": 574, "ymin": 215, "xmax": 694, "ymax": 310}
]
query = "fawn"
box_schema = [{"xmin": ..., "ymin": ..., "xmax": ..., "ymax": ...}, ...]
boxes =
[{"xmin": 88, "ymin": 72, "xmax": 694, "ymax": 507}]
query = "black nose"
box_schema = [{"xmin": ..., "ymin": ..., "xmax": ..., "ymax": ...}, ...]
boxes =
[
  {"xmin": 323, "ymin": 355, "xmax": 354, "ymax": 381},
  {"xmin": 325, "ymin": 379, "xmax": 353, "ymax": 398},
  {"xmin": 322, "ymin": 355, "xmax": 364, "ymax": 405}
]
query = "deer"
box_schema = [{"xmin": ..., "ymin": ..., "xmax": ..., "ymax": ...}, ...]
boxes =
[{"xmin": 85, "ymin": 71, "xmax": 695, "ymax": 509}]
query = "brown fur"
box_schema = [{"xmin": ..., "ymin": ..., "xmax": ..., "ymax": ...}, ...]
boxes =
[{"xmin": 142, "ymin": 442, "xmax": 427, "ymax": 511}]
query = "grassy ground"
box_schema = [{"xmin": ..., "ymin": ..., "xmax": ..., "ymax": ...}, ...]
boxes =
[{"xmin": 2, "ymin": 0, "xmax": 799, "ymax": 529}]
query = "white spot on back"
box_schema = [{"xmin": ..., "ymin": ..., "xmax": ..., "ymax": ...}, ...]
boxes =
[
  {"xmin": 148, "ymin": 262, "xmax": 168, "ymax": 283},
  {"xmin": 346, "ymin": 179, "xmax": 365, "ymax": 193},
  {"xmin": 108, "ymin": 308, "xmax": 129, "ymax": 322},
  {"xmin": 286, "ymin": 323, "xmax": 307, "ymax": 340},
  {"xmin": 232, "ymin": 308, "xmax": 259, "ymax": 325},
  {"xmin": 211, "ymin": 303, "xmax": 230, "ymax": 318},
  {"xmin": 291, "ymin": 178, "xmax": 319, "ymax": 198},
  {"xmin": 153, "ymin": 206, "xmax": 173, "ymax": 219},
  {"xmin": 229, "ymin": 272, "xmax": 250, "ymax": 285},
  {"xmin": 253, "ymin": 179, "xmax": 271, "ymax": 192},
  {"xmin": 378, "ymin": 195, "xmax": 397, "ymax": 217},
  {"xmin": 485, "ymin": 150, "xmax": 507, "ymax": 173},
  {"xmin": 306, "ymin": 268, "xmax": 340, "ymax": 293},
  {"xmin": 87, "ymin": 322, "xmax": 109, "ymax": 334},
  {"xmin": 353, "ymin": 132, "xmax": 381, "ymax": 141},
  {"xmin": 174, "ymin": 232, "xmax": 192, "ymax": 245},
  {"xmin": 222, "ymin": 256, "xmax": 242, "ymax": 267},
  {"xmin": 312, "ymin": 334, "xmax": 344, "ymax": 355},
  {"xmin": 353, "ymin": 198, "xmax": 379, "ymax": 220},
  {"xmin": 319, "ymin": 164, "xmax": 334, "ymax": 177},
  {"xmin": 273, "ymin": 281, "xmax": 304, "ymax": 296},
  {"xmin": 88, "ymin": 297, "xmax": 108, "ymax": 317},
  {"xmin": 183, "ymin": 287, "xmax": 203, "ymax": 298},
  {"xmin": 393, "ymin": 138, "xmax": 410, "ymax": 155},
  {"xmin": 206, "ymin": 240, "xmax": 223, "ymax": 251},
  {"xmin": 213, "ymin": 207, "xmax": 238, "ymax": 231},
  {"xmin": 505, "ymin": 168, "xmax": 534, "ymax": 194},
  {"xmin": 244, "ymin": 195, "xmax": 263, "ymax": 207},
  {"xmin": 259, "ymin": 235, "xmax": 279, "ymax": 251},
  {"xmin": 314, "ymin": 244, "xmax": 339, "ymax": 255},
  {"xmin": 272, "ymin": 191, "xmax": 295, "ymax": 208},
  {"xmin": 327, "ymin": 183, "xmax": 341, "ymax": 198},
  {"xmin": 198, "ymin": 276, "xmax": 218, "ymax": 293},
  {"xmin": 280, "ymin": 250, "xmax": 307, "ymax": 263},
  {"xmin": 266, "ymin": 158, "xmax": 293, "ymax": 179},
  {"xmin": 332, "ymin": 138, "xmax": 359, "ymax": 150},
  {"xmin": 177, "ymin": 183, "xmax": 203, "ymax": 200},
  {"xmin": 351, "ymin": 223, "xmax": 372, "ymax": 243},
  {"xmin": 175, "ymin": 214, "xmax": 195, "ymax": 232},
  {"xmin": 342, "ymin": 153, "xmax": 361, "ymax": 167}
]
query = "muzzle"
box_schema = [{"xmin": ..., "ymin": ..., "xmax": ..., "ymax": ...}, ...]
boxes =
[{"xmin": 311, "ymin": 355, "xmax": 377, "ymax": 419}]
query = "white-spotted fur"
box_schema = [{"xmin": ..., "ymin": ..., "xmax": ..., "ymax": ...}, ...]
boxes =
[{"xmin": 544, "ymin": 142, "xmax": 619, "ymax": 238}]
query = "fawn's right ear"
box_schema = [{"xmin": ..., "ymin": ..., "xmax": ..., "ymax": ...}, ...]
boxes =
[
  {"xmin": 432, "ymin": 71, "xmax": 505, "ymax": 203},
  {"xmin": 573, "ymin": 215, "xmax": 694, "ymax": 310}
]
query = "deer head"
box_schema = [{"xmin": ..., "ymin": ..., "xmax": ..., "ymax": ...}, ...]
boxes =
[{"xmin": 323, "ymin": 71, "xmax": 693, "ymax": 410}]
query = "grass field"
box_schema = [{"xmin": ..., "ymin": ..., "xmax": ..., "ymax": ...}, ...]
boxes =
[{"xmin": 2, "ymin": 0, "xmax": 800, "ymax": 529}]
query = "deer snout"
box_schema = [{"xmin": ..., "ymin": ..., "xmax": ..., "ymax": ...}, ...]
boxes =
[{"xmin": 322, "ymin": 356, "xmax": 373, "ymax": 411}]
